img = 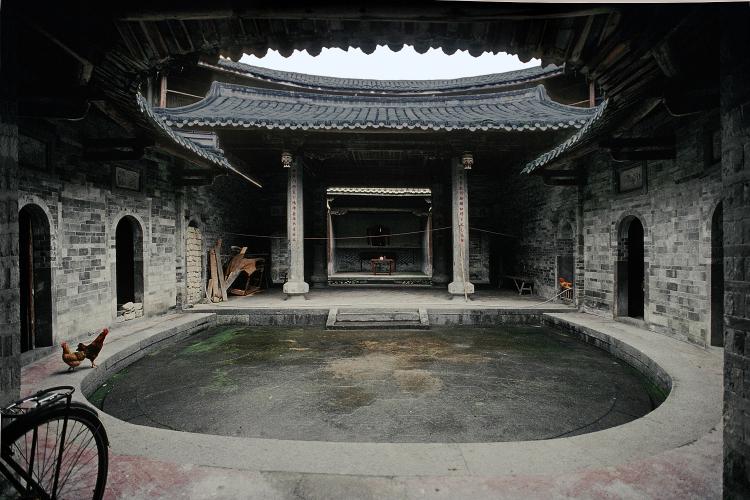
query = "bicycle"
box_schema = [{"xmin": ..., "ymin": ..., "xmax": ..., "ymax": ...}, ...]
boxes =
[{"xmin": 1, "ymin": 386, "xmax": 109, "ymax": 499}]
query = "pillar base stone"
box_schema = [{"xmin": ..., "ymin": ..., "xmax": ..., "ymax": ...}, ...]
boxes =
[
  {"xmin": 283, "ymin": 281, "xmax": 309, "ymax": 297},
  {"xmin": 448, "ymin": 281, "xmax": 474, "ymax": 295}
]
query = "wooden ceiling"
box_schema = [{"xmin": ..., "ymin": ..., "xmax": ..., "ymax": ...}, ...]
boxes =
[{"xmin": 8, "ymin": 2, "xmax": 721, "ymax": 177}]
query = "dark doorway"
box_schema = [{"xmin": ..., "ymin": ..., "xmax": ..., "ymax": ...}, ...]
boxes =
[
  {"xmin": 617, "ymin": 216, "xmax": 645, "ymax": 319},
  {"xmin": 18, "ymin": 205, "xmax": 53, "ymax": 352},
  {"xmin": 711, "ymin": 202, "xmax": 724, "ymax": 347},
  {"xmin": 556, "ymin": 222, "xmax": 575, "ymax": 300},
  {"xmin": 115, "ymin": 216, "xmax": 144, "ymax": 306}
]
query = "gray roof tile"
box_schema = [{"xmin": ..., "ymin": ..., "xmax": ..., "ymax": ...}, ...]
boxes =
[
  {"xmin": 521, "ymin": 99, "xmax": 609, "ymax": 174},
  {"xmin": 137, "ymin": 93, "xmax": 262, "ymax": 187},
  {"xmin": 156, "ymin": 81, "xmax": 596, "ymax": 132},
  {"xmin": 202, "ymin": 59, "xmax": 564, "ymax": 94}
]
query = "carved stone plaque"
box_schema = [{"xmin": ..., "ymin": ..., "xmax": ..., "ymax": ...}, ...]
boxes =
[
  {"xmin": 617, "ymin": 164, "xmax": 644, "ymax": 193},
  {"xmin": 115, "ymin": 166, "xmax": 141, "ymax": 191}
]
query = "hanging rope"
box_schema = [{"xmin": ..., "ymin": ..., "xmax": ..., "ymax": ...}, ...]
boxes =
[
  {"xmin": 222, "ymin": 226, "xmax": 452, "ymax": 241},
  {"xmin": 513, "ymin": 287, "xmax": 574, "ymax": 308},
  {"xmin": 470, "ymin": 228, "xmax": 519, "ymax": 239},
  {"xmin": 221, "ymin": 226, "xmax": 515, "ymax": 242}
]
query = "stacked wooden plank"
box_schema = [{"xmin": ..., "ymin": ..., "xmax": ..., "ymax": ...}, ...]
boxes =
[{"xmin": 206, "ymin": 240, "xmax": 265, "ymax": 302}]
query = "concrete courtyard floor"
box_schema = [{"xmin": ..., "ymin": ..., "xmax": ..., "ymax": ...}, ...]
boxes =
[
  {"xmin": 18, "ymin": 296, "xmax": 724, "ymax": 499},
  {"xmin": 94, "ymin": 325, "xmax": 660, "ymax": 443}
]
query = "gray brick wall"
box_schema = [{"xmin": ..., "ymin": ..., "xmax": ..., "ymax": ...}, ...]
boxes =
[
  {"xmin": 0, "ymin": 101, "xmax": 20, "ymax": 405},
  {"xmin": 490, "ymin": 172, "xmax": 579, "ymax": 300},
  {"xmin": 16, "ymin": 112, "xmax": 259, "ymax": 344},
  {"xmin": 580, "ymin": 112, "xmax": 723, "ymax": 346},
  {"xmin": 1, "ymin": 7, "xmax": 20, "ymax": 405},
  {"xmin": 722, "ymin": 6, "xmax": 750, "ymax": 497},
  {"xmin": 494, "ymin": 111, "xmax": 722, "ymax": 347}
]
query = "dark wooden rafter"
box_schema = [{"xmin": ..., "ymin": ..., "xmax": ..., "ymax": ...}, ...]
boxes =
[
  {"xmin": 10, "ymin": 2, "xmax": 715, "ymax": 183},
  {"xmin": 83, "ymin": 137, "xmax": 154, "ymax": 161},
  {"xmin": 25, "ymin": 20, "xmax": 95, "ymax": 84},
  {"xmin": 601, "ymin": 136, "xmax": 675, "ymax": 161},
  {"xmin": 19, "ymin": 96, "xmax": 90, "ymax": 120},
  {"xmin": 116, "ymin": 5, "xmax": 616, "ymax": 23},
  {"xmin": 541, "ymin": 164, "xmax": 581, "ymax": 186}
]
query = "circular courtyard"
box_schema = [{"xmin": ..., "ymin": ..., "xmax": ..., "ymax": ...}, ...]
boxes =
[{"xmin": 91, "ymin": 324, "xmax": 665, "ymax": 443}]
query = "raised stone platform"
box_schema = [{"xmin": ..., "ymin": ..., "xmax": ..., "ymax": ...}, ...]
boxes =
[{"xmin": 328, "ymin": 272, "xmax": 432, "ymax": 287}]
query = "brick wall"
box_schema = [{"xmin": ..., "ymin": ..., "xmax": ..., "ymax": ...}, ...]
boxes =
[
  {"xmin": 722, "ymin": 5, "xmax": 750, "ymax": 497},
  {"xmin": 490, "ymin": 171, "xmax": 579, "ymax": 299},
  {"xmin": 0, "ymin": 102, "xmax": 20, "ymax": 405},
  {"xmin": 0, "ymin": 7, "xmax": 20, "ymax": 405},
  {"xmin": 185, "ymin": 225, "xmax": 203, "ymax": 304},
  {"xmin": 16, "ymin": 111, "xmax": 259, "ymax": 344},
  {"xmin": 579, "ymin": 112, "xmax": 723, "ymax": 345},
  {"xmin": 494, "ymin": 110, "xmax": 723, "ymax": 346}
]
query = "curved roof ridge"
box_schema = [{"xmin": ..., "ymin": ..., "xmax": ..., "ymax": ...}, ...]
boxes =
[
  {"xmin": 137, "ymin": 92, "xmax": 262, "ymax": 187},
  {"xmin": 522, "ymin": 99, "xmax": 609, "ymax": 174},
  {"xmin": 155, "ymin": 81, "xmax": 596, "ymax": 133},
  {"xmin": 200, "ymin": 58, "xmax": 564, "ymax": 94}
]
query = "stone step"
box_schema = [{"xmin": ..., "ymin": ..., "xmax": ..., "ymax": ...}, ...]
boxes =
[
  {"xmin": 326, "ymin": 307, "xmax": 429, "ymax": 330},
  {"xmin": 336, "ymin": 310, "xmax": 421, "ymax": 323}
]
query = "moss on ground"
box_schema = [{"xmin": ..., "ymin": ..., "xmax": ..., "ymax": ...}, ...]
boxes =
[
  {"xmin": 181, "ymin": 326, "xmax": 241, "ymax": 354},
  {"xmin": 88, "ymin": 368, "xmax": 129, "ymax": 409}
]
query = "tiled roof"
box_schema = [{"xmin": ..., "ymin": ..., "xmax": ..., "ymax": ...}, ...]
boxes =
[
  {"xmin": 327, "ymin": 187, "xmax": 431, "ymax": 196},
  {"xmin": 521, "ymin": 99, "xmax": 609, "ymax": 174},
  {"xmin": 156, "ymin": 82, "xmax": 595, "ymax": 132},
  {"xmin": 203, "ymin": 59, "xmax": 564, "ymax": 94},
  {"xmin": 137, "ymin": 93, "xmax": 262, "ymax": 187}
]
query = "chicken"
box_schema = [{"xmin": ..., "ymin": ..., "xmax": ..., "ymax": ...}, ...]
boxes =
[
  {"xmin": 61, "ymin": 342, "xmax": 86, "ymax": 371},
  {"xmin": 76, "ymin": 328, "xmax": 110, "ymax": 368},
  {"xmin": 558, "ymin": 277, "xmax": 573, "ymax": 290}
]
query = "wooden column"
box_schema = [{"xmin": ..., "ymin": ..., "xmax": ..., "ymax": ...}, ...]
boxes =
[
  {"xmin": 448, "ymin": 157, "xmax": 474, "ymax": 297},
  {"xmin": 283, "ymin": 156, "xmax": 309, "ymax": 297},
  {"xmin": 159, "ymin": 75, "xmax": 168, "ymax": 108}
]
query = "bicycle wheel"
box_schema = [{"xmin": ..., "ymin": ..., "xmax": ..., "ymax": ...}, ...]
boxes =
[{"xmin": 1, "ymin": 405, "xmax": 108, "ymax": 500}]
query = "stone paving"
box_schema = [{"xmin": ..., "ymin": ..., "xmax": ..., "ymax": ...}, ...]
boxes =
[
  {"xmin": 190, "ymin": 287, "xmax": 575, "ymax": 310},
  {"xmin": 16, "ymin": 307, "xmax": 723, "ymax": 499},
  {"xmin": 94, "ymin": 325, "xmax": 659, "ymax": 443}
]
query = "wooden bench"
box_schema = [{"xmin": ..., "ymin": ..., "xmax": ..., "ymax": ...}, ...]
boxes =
[{"xmin": 506, "ymin": 275, "xmax": 533, "ymax": 295}]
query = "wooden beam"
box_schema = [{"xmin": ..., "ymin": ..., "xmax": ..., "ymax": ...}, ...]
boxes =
[
  {"xmin": 83, "ymin": 149, "xmax": 144, "ymax": 161},
  {"xmin": 118, "ymin": 6, "xmax": 615, "ymax": 22},
  {"xmin": 208, "ymin": 247, "xmax": 220, "ymax": 302},
  {"xmin": 26, "ymin": 20, "xmax": 94, "ymax": 83},
  {"xmin": 83, "ymin": 137, "xmax": 153, "ymax": 161},
  {"xmin": 84, "ymin": 138, "xmax": 154, "ymax": 149},
  {"xmin": 214, "ymin": 240, "xmax": 228, "ymax": 302},
  {"xmin": 159, "ymin": 75, "xmax": 168, "ymax": 108},
  {"xmin": 663, "ymin": 88, "xmax": 719, "ymax": 116},
  {"xmin": 601, "ymin": 137, "xmax": 674, "ymax": 150},
  {"xmin": 609, "ymin": 149, "xmax": 675, "ymax": 161},
  {"xmin": 543, "ymin": 176, "xmax": 579, "ymax": 186},
  {"xmin": 19, "ymin": 97, "xmax": 90, "ymax": 120}
]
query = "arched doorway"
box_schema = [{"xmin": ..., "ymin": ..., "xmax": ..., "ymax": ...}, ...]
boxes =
[
  {"xmin": 115, "ymin": 216, "xmax": 144, "ymax": 307},
  {"xmin": 18, "ymin": 204, "xmax": 53, "ymax": 352},
  {"xmin": 185, "ymin": 221, "xmax": 203, "ymax": 305},
  {"xmin": 617, "ymin": 216, "xmax": 645, "ymax": 319},
  {"xmin": 711, "ymin": 202, "xmax": 724, "ymax": 347}
]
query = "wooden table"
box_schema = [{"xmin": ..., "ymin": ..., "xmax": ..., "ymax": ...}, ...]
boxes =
[
  {"xmin": 506, "ymin": 275, "xmax": 533, "ymax": 295},
  {"xmin": 370, "ymin": 258, "xmax": 395, "ymax": 275}
]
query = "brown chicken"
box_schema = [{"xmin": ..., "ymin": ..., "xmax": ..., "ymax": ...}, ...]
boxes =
[
  {"xmin": 77, "ymin": 328, "xmax": 110, "ymax": 368},
  {"xmin": 558, "ymin": 277, "xmax": 573, "ymax": 290},
  {"xmin": 61, "ymin": 342, "xmax": 86, "ymax": 371}
]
